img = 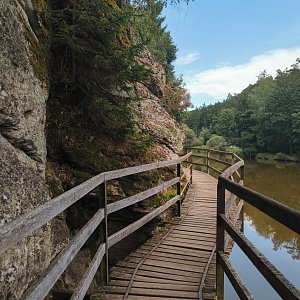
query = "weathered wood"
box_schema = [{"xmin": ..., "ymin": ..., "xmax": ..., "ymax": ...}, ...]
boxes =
[
  {"xmin": 208, "ymin": 164, "xmax": 222, "ymax": 174},
  {"xmin": 91, "ymin": 170, "xmax": 223, "ymax": 300},
  {"xmin": 108, "ymin": 196, "xmax": 180, "ymax": 248},
  {"xmin": 199, "ymin": 245, "xmax": 216, "ymax": 300},
  {"xmin": 71, "ymin": 243, "xmax": 106, "ymax": 300},
  {"xmin": 21, "ymin": 209, "xmax": 104, "ymax": 300},
  {"xmin": 0, "ymin": 173, "xmax": 105, "ymax": 255},
  {"xmin": 219, "ymin": 213, "xmax": 300, "ymax": 299},
  {"xmin": 179, "ymin": 151, "xmax": 193, "ymax": 162},
  {"xmin": 99, "ymin": 182, "xmax": 108, "ymax": 285},
  {"xmin": 102, "ymin": 286, "xmax": 199, "ymax": 299},
  {"xmin": 206, "ymin": 156, "xmax": 232, "ymax": 166},
  {"xmin": 219, "ymin": 176, "xmax": 300, "ymax": 235},
  {"xmin": 109, "ymin": 280, "xmax": 198, "ymax": 291},
  {"xmin": 225, "ymin": 193, "xmax": 237, "ymax": 214},
  {"xmin": 105, "ymin": 159, "xmax": 174, "ymax": 181},
  {"xmin": 217, "ymin": 251, "xmax": 253, "ymax": 300},
  {"xmin": 107, "ymin": 178, "xmax": 179, "ymax": 214},
  {"xmin": 216, "ymin": 182, "xmax": 225, "ymax": 300},
  {"xmin": 220, "ymin": 160, "xmax": 244, "ymax": 179},
  {"xmin": 189, "ymin": 157, "xmax": 193, "ymax": 185},
  {"xmin": 177, "ymin": 163, "xmax": 181, "ymax": 217},
  {"xmin": 181, "ymin": 164, "xmax": 192, "ymax": 180},
  {"xmin": 191, "ymin": 154, "xmax": 207, "ymax": 159},
  {"xmin": 180, "ymin": 181, "xmax": 190, "ymax": 197}
]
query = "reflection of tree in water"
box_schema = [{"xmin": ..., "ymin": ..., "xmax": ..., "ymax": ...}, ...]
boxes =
[{"xmin": 244, "ymin": 160, "xmax": 300, "ymax": 260}]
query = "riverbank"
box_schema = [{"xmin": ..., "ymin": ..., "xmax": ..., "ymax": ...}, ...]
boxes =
[{"xmin": 256, "ymin": 152, "xmax": 300, "ymax": 163}]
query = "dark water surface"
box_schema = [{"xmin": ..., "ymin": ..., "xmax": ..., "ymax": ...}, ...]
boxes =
[{"xmin": 225, "ymin": 160, "xmax": 300, "ymax": 299}]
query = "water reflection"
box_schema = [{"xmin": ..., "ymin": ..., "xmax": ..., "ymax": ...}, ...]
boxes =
[{"xmin": 244, "ymin": 160, "xmax": 300, "ymax": 260}]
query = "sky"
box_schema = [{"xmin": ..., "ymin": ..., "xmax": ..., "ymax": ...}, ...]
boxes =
[{"xmin": 162, "ymin": 0, "xmax": 300, "ymax": 107}]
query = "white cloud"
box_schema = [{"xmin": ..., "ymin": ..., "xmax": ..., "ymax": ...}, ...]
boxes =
[
  {"xmin": 176, "ymin": 50, "xmax": 201, "ymax": 66},
  {"xmin": 185, "ymin": 47, "xmax": 300, "ymax": 99}
]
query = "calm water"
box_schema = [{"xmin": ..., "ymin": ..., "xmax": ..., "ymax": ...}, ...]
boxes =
[{"xmin": 225, "ymin": 160, "xmax": 300, "ymax": 299}]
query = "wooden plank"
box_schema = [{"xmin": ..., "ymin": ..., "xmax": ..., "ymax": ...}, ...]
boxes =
[
  {"xmin": 208, "ymin": 164, "xmax": 222, "ymax": 174},
  {"xmin": 102, "ymin": 286, "xmax": 198, "ymax": 299},
  {"xmin": 162, "ymin": 240, "xmax": 213, "ymax": 251},
  {"xmin": 21, "ymin": 209, "xmax": 104, "ymax": 300},
  {"xmin": 138, "ymin": 264, "xmax": 200, "ymax": 277},
  {"xmin": 109, "ymin": 280, "xmax": 198, "ymax": 291},
  {"xmin": 136, "ymin": 270, "xmax": 200, "ymax": 283},
  {"xmin": 71, "ymin": 243, "xmax": 105, "ymax": 300},
  {"xmin": 225, "ymin": 193, "xmax": 237, "ymax": 214},
  {"xmin": 108, "ymin": 196, "xmax": 180, "ymax": 248},
  {"xmin": 110, "ymin": 273, "xmax": 198, "ymax": 286},
  {"xmin": 142, "ymin": 258, "xmax": 203, "ymax": 273},
  {"xmin": 220, "ymin": 177, "xmax": 300, "ymax": 235},
  {"xmin": 164, "ymin": 236, "xmax": 215, "ymax": 247},
  {"xmin": 104, "ymin": 159, "xmax": 176, "ymax": 182},
  {"xmin": 107, "ymin": 178, "xmax": 179, "ymax": 214},
  {"xmin": 217, "ymin": 251, "xmax": 253, "ymax": 300},
  {"xmin": 207, "ymin": 156, "xmax": 232, "ymax": 166},
  {"xmin": 0, "ymin": 173, "xmax": 105, "ymax": 255},
  {"xmin": 128, "ymin": 254, "xmax": 205, "ymax": 267},
  {"xmin": 220, "ymin": 160, "xmax": 244, "ymax": 179},
  {"xmin": 219, "ymin": 214, "xmax": 300, "ymax": 299}
]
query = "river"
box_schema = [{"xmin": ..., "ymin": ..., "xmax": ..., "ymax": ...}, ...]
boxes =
[{"xmin": 225, "ymin": 160, "xmax": 300, "ymax": 299}]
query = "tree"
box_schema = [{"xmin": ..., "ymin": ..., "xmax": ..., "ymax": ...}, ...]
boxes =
[
  {"xmin": 183, "ymin": 124, "xmax": 204, "ymax": 149},
  {"xmin": 206, "ymin": 135, "xmax": 227, "ymax": 151},
  {"xmin": 161, "ymin": 77, "xmax": 192, "ymax": 122},
  {"xmin": 199, "ymin": 127, "xmax": 212, "ymax": 143},
  {"xmin": 50, "ymin": 0, "xmax": 149, "ymax": 137}
]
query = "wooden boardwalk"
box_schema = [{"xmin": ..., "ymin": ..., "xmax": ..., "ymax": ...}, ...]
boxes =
[{"xmin": 92, "ymin": 170, "xmax": 218, "ymax": 300}]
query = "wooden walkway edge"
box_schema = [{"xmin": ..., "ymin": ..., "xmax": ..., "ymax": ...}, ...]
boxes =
[{"xmin": 92, "ymin": 171, "xmax": 218, "ymax": 300}]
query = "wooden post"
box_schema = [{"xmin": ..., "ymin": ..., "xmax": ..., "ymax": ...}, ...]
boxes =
[
  {"xmin": 189, "ymin": 155, "xmax": 193, "ymax": 185},
  {"xmin": 216, "ymin": 182, "xmax": 225, "ymax": 299},
  {"xmin": 207, "ymin": 150, "xmax": 210, "ymax": 175},
  {"xmin": 240, "ymin": 165, "xmax": 245, "ymax": 184},
  {"xmin": 240, "ymin": 165, "xmax": 245, "ymax": 233},
  {"xmin": 99, "ymin": 181, "xmax": 109, "ymax": 285},
  {"xmin": 177, "ymin": 163, "xmax": 181, "ymax": 217}
]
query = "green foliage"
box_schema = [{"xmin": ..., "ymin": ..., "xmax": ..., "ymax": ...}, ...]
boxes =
[
  {"xmin": 199, "ymin": 127, "xmax": 212, "ymax": 143},
  {"xmin": 132, "ymin": 0, "xmax": 177, "ymax": 80},
  {"xmin": 186, "ymin": 61, "xmax": 300, "ymax": 157},
  {"xmin": 50, "ymin": 0, "xmax": 149, "ymax": 138},
  {"xmin": 183, "ymin": 124, "xmax": 204, "ymax": 149},
  {"xmin": 206, "ymin": 134, "xmax": 227, "ymax": 151}
]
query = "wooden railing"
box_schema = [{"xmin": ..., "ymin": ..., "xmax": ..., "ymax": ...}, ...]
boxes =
[
  {"xmin": 185, "ymin": 148, "xmax": 245, "ymax": 300},
  {"xmin": 187, "ymin": 147, "xmax": 300, "ymax": 299},
  {"xmin": 0, "ymin": 152, "xmax": 193, "ymax": 300}
]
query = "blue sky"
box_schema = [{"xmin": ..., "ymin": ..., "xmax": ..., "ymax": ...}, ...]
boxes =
[{"xmin": 163, "ymin": 0, "xmax": 300, "ymax": 107}]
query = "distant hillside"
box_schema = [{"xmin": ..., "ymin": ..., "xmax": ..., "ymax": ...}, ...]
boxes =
[{"xmin": 187, "ymin": 63, "xmax": 300, "ymax": 157}]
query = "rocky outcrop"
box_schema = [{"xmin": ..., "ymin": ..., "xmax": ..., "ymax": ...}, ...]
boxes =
[
  {"xmin": 139, "ymin": 49, "xmax": 166, "ymax": 98},
  {"xmin": 0, "ymin": 1, "xmax": 69, "ymax": 298},
  {"xmin": 134, "ymin": 50, "xmax": 184, "ymax": 156},
  {"xmin": 0, "ymin": 0, "xmax": 48, "ymax": 174},
  {"xmin": 134, "ymin": 82, "xmax": 184, "ymax": 154}
]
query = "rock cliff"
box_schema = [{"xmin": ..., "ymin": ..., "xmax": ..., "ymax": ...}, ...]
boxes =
[
  {"xmin": 0, "ymin": 1, "xmax": 184, "ymax": 298},
  {"xmin": 0, "ymin": 1, "xmax": 69, "ymax": 298}
]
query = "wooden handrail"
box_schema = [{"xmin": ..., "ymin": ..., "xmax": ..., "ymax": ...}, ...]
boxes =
[
  {"xmin": 219, "ymin": 176, "xmax": 300, "ymax": 235},
  {"xmin": 215, "ymin": 149, "xmax": 300, "ymax": 299},
  {"xmin": 1, "ymin": 151, "xmax": 192, "ymax": 300}
]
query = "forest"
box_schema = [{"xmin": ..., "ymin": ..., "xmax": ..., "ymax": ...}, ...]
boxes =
[
  {"xmin": 186, "ymin": 61, "xmax": 300, "ymax": 158},
  {"xmin": 49, "ymin": 0, "xmax": 191, "ymax": 139}
]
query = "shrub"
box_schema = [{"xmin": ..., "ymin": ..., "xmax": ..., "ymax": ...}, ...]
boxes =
[{"xmin": 206, "ymin": 135, "xmax": 227, "ymax": 151}]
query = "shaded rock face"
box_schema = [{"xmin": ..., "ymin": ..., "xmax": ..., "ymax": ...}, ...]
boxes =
[
  {"xmin": 0, "ymin": 136, "xmax": 70, "ymax": 299},
  {"xmin": 0, "ymin": 1, "xmax": 69, "ymax": 298},
  {"xmin": 0, "ymin": 0, "xmax": 48, "ymax": 174}
]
